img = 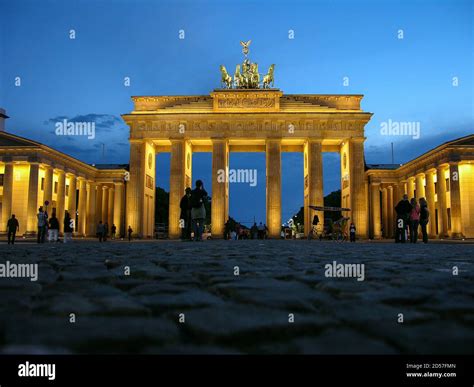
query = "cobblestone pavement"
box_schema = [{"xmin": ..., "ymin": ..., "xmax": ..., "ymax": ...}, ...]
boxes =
[{"xmin": 0, "ymin": 240, "xmax": 473, "ymax": 354}]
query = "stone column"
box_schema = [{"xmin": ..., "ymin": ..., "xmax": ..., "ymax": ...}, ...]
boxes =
[
  {"xmin": 68, "ymin": 175, "xmax": 77, "ymax": 229},
  {"xmin": 415, "ymin": 173, "xmax": 425, "ymax": 199},
  {"xmin": 388, "ymin": 186, "xmax": 394, "ymax": 238},
  {"xmin": 108, "ymin": 186, "xmax": 114, "ymax": 230},
  {"xmin": 95, "ymin": 184, "xmax": 103, "ymax": 224},
  {"xmin": 407, "ymin": 177, "xmax": 415, "ymax": 200},
  {"xmin": 26, "ymin": 163, "xmax": 40, "ymax": 233},
  {"xmin": 101, "ymin": 185, "xmax": 108, "ymax": 226},
  {"xmin": 126, "ymin": 141, "xmax": 145, "ymax": 237},
  {"xmin": 424, "ymin": 169, "xmax": 436, "ymax": 237},
  {"xmin": 86, "ymin": 182, "xmax": 97, "ymax": 236},
  {"xmin": 436, "ymin": 165, "xmax": 448, "ymax": 238},
  {"xmin": 77, "ymin": 178, "xmax": 87, "ymax": 236},
  {"xmin": 370, "ymin": 182, "xmax": 381, "ymax": 239},
  {"xmin": 43, "ymin": 166, "xmax": 53, "ymax": 211},
  {"xmin": 56, "ymin": 170, "xmax": 66, "ymax": 232},
  {"xmin": 114, "ymin": 182, "xmax": 124, "ymax": 238},
  {"xmin": 1, "ymin": 162, "xmax": 14, "ymax": 232},
  {"xmin": 304, "ymin": 140, "xmax": 323, "ymax": 236},
  {"xmin": 211, "ymin": 139, "xmax": 229, "ymax": 238},
  {"xmin": 169, "ymin": 140, "xmax": 187, "ymax": 239},
  {"xmin": 348, "ymin": 139, "xmax": 368, "ymax": 238},
  {"xmin": 382, "ymin": 187, "xmax": 388, "ymax": 238},
  {"xmin": 266, "ymin": 139, "xmax": 282, "ymax": 238},
  {"xmin": 449, "ymin": 162, "xmax": 463, "ymax": 238}
]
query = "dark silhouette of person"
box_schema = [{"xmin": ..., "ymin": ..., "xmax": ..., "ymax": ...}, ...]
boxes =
[
  {"xmin": 190, "ymin": 180, "xmax": 208, "ymax": 241},
  {"xmin": 395, "ymin": 194, "xmax": 412, "ymax": 243},
  {"xmin": 48, "ymin": 212, "xmax": 60, "ymax": 242},
  {"xmin": 63, "ymin": 210, "xmax": 73, "ymax": 243},
  {"xmin": 111, "ymin": 224, "xmax": 117, "ymax": 239},
  {"xmin": 37, "ymin": 206, "xmax": 47, "ymax": 243},
  {"xmin": 419, "ymin": 197, "xmax": 430, "ymax": 244},
  {"xmin": 97, "ymin": 221, "xmax": 105, "ymax": 242},
  {"xmin": 128, "ymin": 225, "xmax": 133, "ymax": 241},
  {"xmin": 179, "ymin": 187, "xmax": 192, "ymax": 240},
  {"xmin": 7, "ymin": 214, "xmax": 19, "ymax": 245},
  {"xmin": 104, "ymin": 222, "xmax": 109, "ymax": 242}
]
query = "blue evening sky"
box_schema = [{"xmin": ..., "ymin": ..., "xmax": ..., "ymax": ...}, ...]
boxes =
[{"xmin": 1, "ymin": 0, "xmax": 472, "ymax": 225}]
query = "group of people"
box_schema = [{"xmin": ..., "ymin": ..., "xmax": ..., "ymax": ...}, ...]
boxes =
[
  {"xmin": 179, "ymin": 179, "xmax": 208, "ymax": 241},
  {"xmin": 35, "ymin": 206, "xmax": 74, "ymax": 244},
  {"xmin": 394, "ymin": 194, "xmax": 430, "ymax": 243}
]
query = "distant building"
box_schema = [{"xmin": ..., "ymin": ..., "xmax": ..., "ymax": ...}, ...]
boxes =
[{"xmin": 0, "ymin": 113, "xmax": 128, "ymax": 237}]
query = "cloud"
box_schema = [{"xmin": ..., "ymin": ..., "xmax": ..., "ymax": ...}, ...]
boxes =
[{"xmin": 43, "ymin": 113, "xmax": 123, "ymax": 133}]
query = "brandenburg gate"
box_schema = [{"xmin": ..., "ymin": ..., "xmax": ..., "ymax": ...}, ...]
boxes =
[{"xmin": 122, "ymin": 42, "xmax": 372, "ymax": 239}]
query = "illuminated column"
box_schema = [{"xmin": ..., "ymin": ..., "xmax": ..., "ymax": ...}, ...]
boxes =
[
  {"xmin": 26, "ymin": 163, "xmax": 40, "ymax": 233},
  {"xmin": 77, "ymin": 178, "xmax": 87, "ymax": 236},
  {"xmin": 96, "ymin": 184, "xmax": 103, "ymax": 224},
  {"xmin": 304, "ymin": 140, "xmax": 323, "ymax": 236},
  {"xmin": 113, "ymin": 182, "xmax": 124, "ymax": 237},
  {"xmin": 169, "ymin": 140, "xmax": 191, "ymax": 239},
  {"xmin": 424, "ymin": 169, "xmax": 436, "ymax": 237},
  {"xmin": 449, "ymin": 162, "xmax": 463, "ymax": 238},
  {"xmin": 415, "ymin": 173, "xmax": 425, "ymax": 199},
  {"xmin": 126, "ymin": 141, "xmax": 145, "ymax": 237},
  {"xmin": 43, "ymin": 166, "xmax": 53, "ymax": 210},
  {"xmin": 56, "ymin": 170, "xmax": 66, "ymax": 231},
  {"xmin": 436, "ymin": 165, "xmax": 448, "ymax": 238},
  {"xmin": 68, "ymin": 175, "xmax": 77, "ymax": 226},
  {"xmin": 348, "ymin": 139, "xmax": 368, "ymax": 238},
  {"xmin": 108, "ymin": 185, "xmax": 114, "ymax": 229},
  {"xmin": 101, "ymin": 185, "xmax": 108, "ymax": 225},
  {"xmin": 266, "ymin": 139, "xmax": 282, "ymax": 238},
  {"xmin": 407, "ymin": 177, "xmax": 415, "ymax": 199},
  {"xmin": 86, "ymin": 182, "xmax": 97, "ymax": 236},
  {"xmin": 370, "ymin": 182, "xmax": 381, "ymax": 239},
  {"xmin": 382, "ymin": 187, "xmax": 388, "ymax": 237},
  {"xmin": 388, "ymin": 185, "xmax": 394, "ymax": 238},
  {"xmin": 211, "ymin": 139, "xmax": 229, "ymax": 238},
  {"xmin": 1, "ymin": 162, "xmax": 14, "ymax": 232}
]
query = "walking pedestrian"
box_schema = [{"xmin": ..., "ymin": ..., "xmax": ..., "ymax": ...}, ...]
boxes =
[{"xmin": 97, "ymin": 221, "xmax": 105, "ymax": 242}]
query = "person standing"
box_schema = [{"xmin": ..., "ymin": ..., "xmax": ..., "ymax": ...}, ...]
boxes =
[
  {"xmin": 111, "ymin": 224, "xmax": 117, "ymax": 239},
  {"xmin": 63, "ymin": 211, "xmax": 73, "ymax": 243},
  {"xmin": 419, "ymin": 197, "xmax": 430, "ymax": 244},
  {"xmin": 190, "ymin": 180, "xmax": 208, "ymax": 242},
  {"xmin": 128, "ymin": 225, "xmax": 133, "ymax": 241},
  {"xmin": 48, "ymin": 212, "xmax": 60, "ymax": 242},
  {"xmin": 349, "ymin": 222, "xmax": 356, "ymax": 242},
  {"xmin": 179, "ymin": 187, "xmax": 192, "ymax": 240},
  {"xmin": 7, "ymin": 214, "xmax": 19, "ymax": 245},
  {"xmin": 395, "ymin": 194, "xmax": 412, "ymax": 243},
  {"xmin": 37, "ymin": 207, "xmax": 47, "ymax": 243},
  {"xmin": 97, "ymin": 221, "xmax": 105, "ymax": 242},
  {"xmin": 409, "ymin": 198, "xmax": 420, "ymax": 243},
  {"xmin": 103, "ymin": 222, "xmax": 109, "ymax": 242}
]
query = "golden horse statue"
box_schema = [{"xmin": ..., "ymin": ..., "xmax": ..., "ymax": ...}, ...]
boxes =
[
  {"xmin": 262, "ymin": 64, "xmax": 275, "ymax": 88},
  {"xmin": 220, "ymin": 65, "xmax": 233, "ymax": 89},
  {"xmin": 249, "ymin": 63, "xmax": 260, "ymax": 88},
  {"xmin": 234, "ymin": 64, "xmax": 244, "ymax": 88}
]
